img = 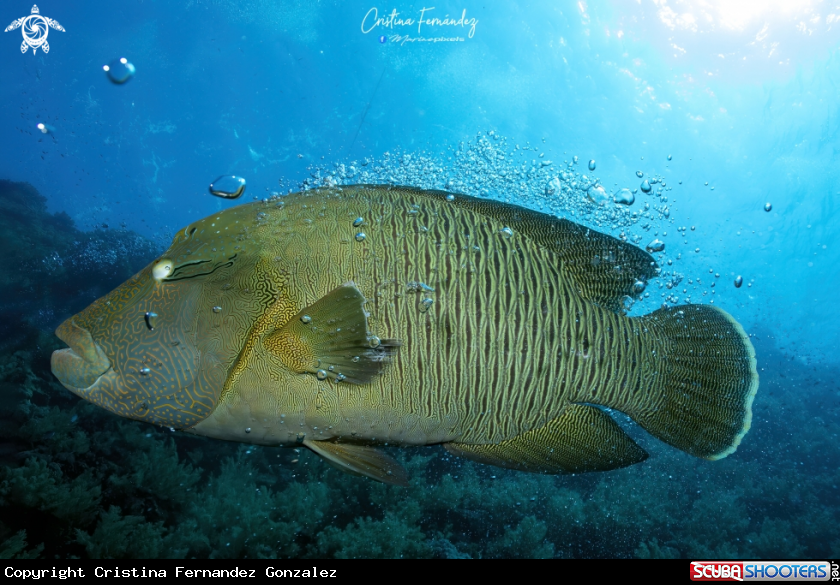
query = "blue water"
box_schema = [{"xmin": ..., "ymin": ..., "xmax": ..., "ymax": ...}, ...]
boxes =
[{"xmin": 0, "ymin": 0, "xmax": 838, "ymax": 559}]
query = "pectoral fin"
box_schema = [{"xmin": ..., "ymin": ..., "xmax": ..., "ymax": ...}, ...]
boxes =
[
  {"xmin": 263, "ymin": 282, "xmax": 400, "ymax": 384},
  {"xmin": 303, "ymin": 440, "xmax": 409, "ymax": 486},
  {"xmin": 445, "ymin": 403, "xmax": 648, "ymax": 474}
]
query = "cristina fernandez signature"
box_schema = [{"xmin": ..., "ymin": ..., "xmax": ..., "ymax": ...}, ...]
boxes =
[{"xmin": 361, "ymin": 7, "xmax": 478, "ymax": 39}]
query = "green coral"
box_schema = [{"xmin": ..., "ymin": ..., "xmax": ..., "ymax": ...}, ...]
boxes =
[
  {"xmin": 108, "ymin": 432, "xmax": 200, "ymax": 505},
  {"xmin": 743, "ymin": 518, "xmax": 807, "ymax": 559},
  {"xmin": 0, "ymin": 530, "xmax": 43, "ymax": 559},
  {"xmin": 635, "ymin": 538, "xmax": 679, "ymax": 559},
  {"xmin": 486, "ymin": 516, "xmax": 555, "ymax": 559},
  {"xmin": 76, "ymin": 507, "xmax": 167, "ymax": 559},
  {"xmin": 313, "ymin": 510, "xmax": 432, "ymax": 559},
  {"xmin": 185, "ymin": 454, "xmax": 309, "ymax": 559},
  {"xmin": 0, "ymin": 457, "xmax": 101, "ymax": 526}
]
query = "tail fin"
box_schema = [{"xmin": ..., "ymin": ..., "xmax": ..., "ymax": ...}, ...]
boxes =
[{"xmin": 630, "ymin": 304, "xmax": 758, "ymax": 460}]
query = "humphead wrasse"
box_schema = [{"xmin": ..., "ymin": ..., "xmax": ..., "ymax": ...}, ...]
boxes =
[{"xmin": 51, "ymin": 186, "xmax": 758, "ymax": 485}]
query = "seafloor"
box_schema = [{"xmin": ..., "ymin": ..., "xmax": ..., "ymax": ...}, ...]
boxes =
[{"xmin": 0, "ymin": 179, "xmax": 836, "ymax": 559}]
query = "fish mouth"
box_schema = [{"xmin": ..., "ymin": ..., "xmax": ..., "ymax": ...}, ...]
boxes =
[{"xmin": 51, "ymin": 318, "xmax": 112, "ymax": 391}]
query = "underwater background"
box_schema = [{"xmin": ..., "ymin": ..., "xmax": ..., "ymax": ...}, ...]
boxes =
[{"xmin": 0, "ymin": 0, "xmax": 838, "ymax": 559}]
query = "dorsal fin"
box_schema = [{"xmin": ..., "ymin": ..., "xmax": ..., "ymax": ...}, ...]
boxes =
[
  {"xmin": 352, "ymin": 185, "xmax": 658, "ymax": 313},
  {"xmin": 263, "ymin": 282, "xmax": 400, "ymax": 384}
]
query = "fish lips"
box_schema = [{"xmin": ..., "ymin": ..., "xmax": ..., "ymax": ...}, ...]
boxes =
[{"xmin": 51, "ymin": 318, "xmax": 112, "ymax": 391}]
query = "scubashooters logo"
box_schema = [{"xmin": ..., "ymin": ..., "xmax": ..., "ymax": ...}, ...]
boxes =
[
  {"xmin": 691, "ymin": 561, "xmax": 832, "ymax": 581},
  {"xmin": 4, "ymin": 5, "xmax": 64, "ymax": 54}
]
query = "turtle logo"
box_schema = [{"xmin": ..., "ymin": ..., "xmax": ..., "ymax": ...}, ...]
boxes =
[{"xmin": 5, "ymin": 5, "xmax": 64, "ymax": 54}]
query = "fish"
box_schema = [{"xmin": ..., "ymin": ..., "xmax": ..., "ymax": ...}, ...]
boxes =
[{"xmin": 50, "ymin": 185, "xmax": 759, "ymax": 486}]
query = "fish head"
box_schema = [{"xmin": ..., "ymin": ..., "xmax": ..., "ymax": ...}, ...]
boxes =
[{"xmin": 51, "ymin": 206, "xmax": 268, "ymax": 429}]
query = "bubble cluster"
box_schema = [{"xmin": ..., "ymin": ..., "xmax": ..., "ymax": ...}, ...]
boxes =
[
  {"xmin": 41, "ymin": 235, "xmax": 161, "ymax": 277},
  {"xmin": 294, "ymin": 132, "xmax": 724, "ymax": 313}
]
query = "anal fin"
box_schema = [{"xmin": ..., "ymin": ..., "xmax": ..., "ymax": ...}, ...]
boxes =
[
  {"xmin": 304, "ymin": 440, "xmax": 409, "ymax": 486},
  {"xmin": 445, "ymin": 403, "xmax": 648, "ymax": 474}
]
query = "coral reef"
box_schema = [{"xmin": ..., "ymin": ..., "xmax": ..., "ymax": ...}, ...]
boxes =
[{"xmin": 0, "ymin": 180, "xmax": 161, "ymax": 352}]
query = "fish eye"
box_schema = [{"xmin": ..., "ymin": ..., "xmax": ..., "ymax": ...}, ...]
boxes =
[{"xmin": 152, "ymin": 259, "xmax": 174, "ymax": 281}]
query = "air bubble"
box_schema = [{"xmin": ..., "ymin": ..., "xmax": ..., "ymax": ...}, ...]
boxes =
[
  {"xmin": 301, "ymin": 315, "xmax": 312, "ymax": 324},
  {"xmin": 640, "ymin": 180, "xmax": 652, "ymax": 193},
  {"xmin": 446, "ymin": 194, "xmax": 455, "ymax": 202},
  {"xmin": 209, "ymin": 175, "xmax": 247, "ymax": 199},
  {"xmin": 588, "ymin": 159, "xmax": 596, "ymax": 171},
  {"xmin": 419, "ymin": 297, "xmax": 434, "ymax": 313},
  {"xmin": 103, "ymin": 57, "xmax": 136, "ymax": 84},
  {"xmin": 586, "ymin": 185, "xmax": 610, "ymax": 205},
  {"xmin": 139, "ymin": 367, "xmax": 150, "ymax": 376},
  {"xmin": 636, "ymin": 170, "xmax": 644, "ymax": 178},
  {"xmin": 614, "ymin": 188, "xmax": 635, "ymax": 206},
  {"xmin": 368, "ymin": 336, "xmax": 381, "ymax": 348},
  {"xmin": 353, "ymin": 217, "xmax": 364, "ymax": 227},
  {"xmin": 734, "ymin": 275, "xmax": 744, "ymax": 288},
  {"xmin": 245, "ymin": 427, "xmax": 251, "ymax": 433},
  {"xmin": 545, "ymin": 177, "xmax": 562, "ymax": 196},
  {"xmin": 646, "ymin": 239, "xmax": 665, "ymax": 253},
  {"xmin": 212, "ymin": 306, "xmax": 222, "ymax": 313},
  {"xmin": 406, "ymin": 281, "xmax": 435, "ymax": 293},
  {"xmin": 316, "ymin": 369, "xmax": 327, "ymax": 380},
  {"xmin": 764, "ymin": 202, "xmax": 772, "ymax": 212},
  {"xmin": 500, "ymin": 226, "xmax": 514, "ymax": 238},
  {"xmin": 667, "ymin": 154, "xmax": 672, "ymax": 161},
  {"xmin": 355, "ymin": 232, "xmax": 366, "ymax": 242},
  {"xmin": 351, "ymin": 356, "xmax": 360, "ymax": 363}
]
